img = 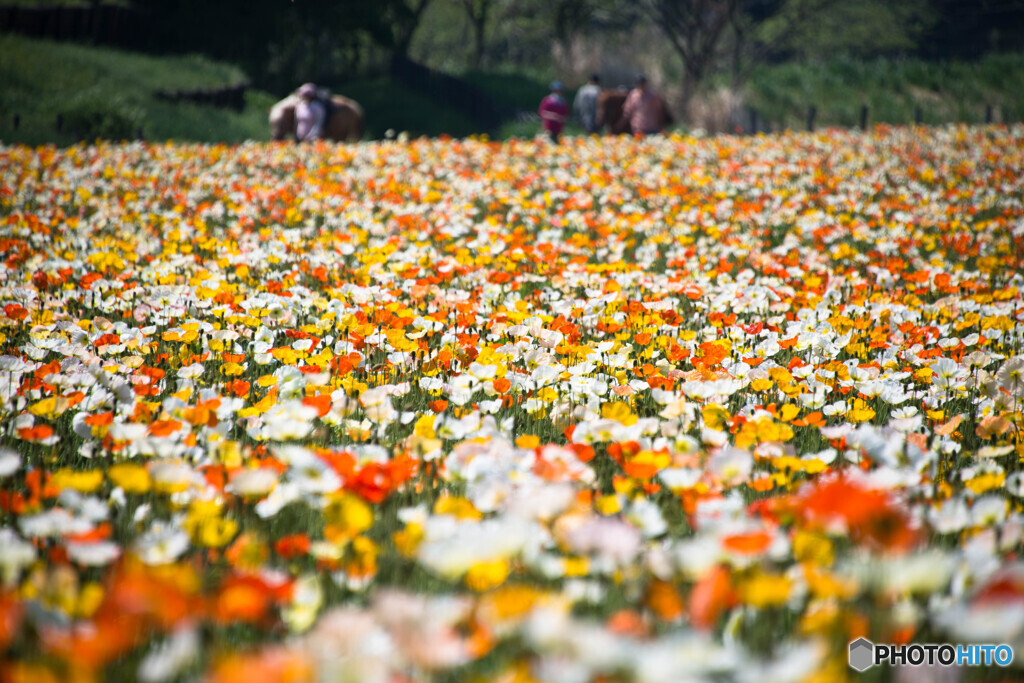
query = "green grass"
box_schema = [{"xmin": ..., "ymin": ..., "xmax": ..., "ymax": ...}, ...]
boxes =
[
  {"xmin": 0, "ymin": 34, "xmax": 271, "ymax": 144},
  {"xmin": 744, "ymin": 52, "xmax": 1024, "ymax": 129}
]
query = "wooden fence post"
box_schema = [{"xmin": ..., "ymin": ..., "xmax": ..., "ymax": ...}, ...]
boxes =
[
  {"xmin": 12, "ymin": 113, "xmax": 19, "ymax": 131},
  {"xmin": 807, "ymin": 105, "xmax": 816, "ymax": 132},
  {"xmin": 859, "ymin": 105, "xmax": 869, "ymax": 131},
  {"xmin": 985, "ymin": 104, "xmax": 993, "ymax": 124},
  {"xmin": 914, "ymin": 106, "xmax": 922, "ymax": 125},
  {"xmin": 56, "ymin": 113, "xmax": 63, "ymax": 133},
  {"xmin": 748, "ymin": 107, "xmax": 758, "ymax": 134}
]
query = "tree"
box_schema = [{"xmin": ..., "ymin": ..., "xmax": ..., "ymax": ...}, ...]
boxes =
[
  {"xmin": 748, "ymin": 0, "xmax": 932, "ymax": 62},
  {"xmin": 486, "ymin": 0, "xmax": 563, "ymax": 67},
  {"xmin": 368, "ymin": 0, "xmax": 436, "ymax": 64},
  {"xmin": 636, "ymin": 0, "xmax": 737, "ymax": 113},
  {"xmin": 633, "ymin": 0, "xmax": 840, "ymax": 118},
  {"xmin": 553, "ymin": 0, "xmax": 594, "ymax": 45},
  {"xmin": 920, "ymin": 0, "xmax": 1024, "ymax": 60},
  {"xmin": 551, "ymin": 0, "xmax": 647, "ymax": 58},
  {"xmin": 455, "ymin": 0, "xmax": 494, "ymax": 69}
]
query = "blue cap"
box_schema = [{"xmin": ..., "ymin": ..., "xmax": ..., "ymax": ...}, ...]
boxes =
[{"xmin": 550, "ymin": 81, "xmax": 564, "ymax": 91}]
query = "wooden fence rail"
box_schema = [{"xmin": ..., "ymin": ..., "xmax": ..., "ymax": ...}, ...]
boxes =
[
  {"xmin": 0, "ymin": 4, "xmax": 147, "ymax": 46},
  {"xmin": 740, "ymin": 102, "xmax": 1007, "ymax": 135},
  {"xmin": 154, "ymin": 84, "xmax": 249, "ymax": 111}
]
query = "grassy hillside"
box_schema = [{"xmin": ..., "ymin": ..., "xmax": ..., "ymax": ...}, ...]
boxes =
[
  {"xmin": 0, "ymin": 34, "xmax": 274, "ymax": 145},
  {"xmin": 3, "ymin": 33, "xmax": 1023, "ymax": 146},
  {"xmin": 744, "ymin": 53, "xmax": 1024, "ymax": 129},
  {"xmin": 0, "ymin": 34, "xmax": 501, "ymax": 144}
]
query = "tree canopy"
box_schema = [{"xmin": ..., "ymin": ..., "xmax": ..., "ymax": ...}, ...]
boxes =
[{"xmin": 48, "ymin": 0, "xmax": 1024, "ymax": 99}]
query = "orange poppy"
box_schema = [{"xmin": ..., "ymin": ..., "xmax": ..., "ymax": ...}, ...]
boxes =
[
  {"xmin": 646, "ymin": 580, "xmax": 685, "ymax": 622},
  {"xmin": 207, "ymin": 649, "xmax": 314, "ymax": 683},
  {"xmin": 210, "ymin": 575, "xmax": 289, "ymax": 625},
  {"xmin": 689, "ymin": 565, "xmax": 737, "ymax": 630},
  {"xmin": 225, "ymin": 379, "xmax": 251, "ymax": 397},
  {"xmin": 721, "ymin": 530, "xmax": 773, "ymax": 555},
  {"xmin": 797, "ymin": 477, "xmax": 919, "ymax": 552},
  {"xmin": 300, "ymin": 394, "xmax": 332, "ymax": 417},
  {"xmin": 148, "ymin": 419, "xmax": 182, "ymax": 437},
  {"xmin": 17, "ymin": 425, "xmax": 54, "ymax": 441},
  {"xmin": 84, "ymin": 412, "xmax": 114, "ymax": 427}
]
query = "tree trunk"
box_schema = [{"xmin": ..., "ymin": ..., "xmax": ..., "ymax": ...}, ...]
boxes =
[
  {"xmin": 89, "ymin": 0, "xmax": 102, "ymax": 44},
  {"xmin": 471, "ymin": 11, "xmax": 487, "ymax": 69},
  {"xmin": 459, "ymin": 0, "xmax": 491, "ymax": 71},
  {"xmin": 679, "ymin": 57, "xmax": 708, "ymax": 123},
  {"xmin": 391, "ymin": 0, "xmax": 434, "ymax": 65}
]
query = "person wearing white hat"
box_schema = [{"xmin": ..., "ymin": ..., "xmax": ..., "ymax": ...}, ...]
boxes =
[{"xmin": 294, "ymin": 82, "xmax": 327, "ymax": 141}]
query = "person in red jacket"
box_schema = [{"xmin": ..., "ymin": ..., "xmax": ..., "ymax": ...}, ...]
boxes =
[{"xmin": 538, "ymin": 81, "xmax": 570, "ymax": 143}]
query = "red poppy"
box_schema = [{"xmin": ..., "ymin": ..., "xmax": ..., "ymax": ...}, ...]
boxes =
[
  {"xmin": 3, "ymin": 303, "xmax": 28, "ymax": 321},
  {"xmin": 274, "ymin": 534, "xmax": 312, "ymax": 559},
  {"xmin": 346, "ymin": 463, "xmax": 394, "ymax": 504},
  {"xmin": 0, "ymin": 592, "xmax": 24, "ymax": 652}
]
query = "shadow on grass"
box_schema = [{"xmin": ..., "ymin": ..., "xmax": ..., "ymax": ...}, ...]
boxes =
[
  {"xmin": 332, "ymin": 78, "xmax": 480, "ymax": 140},
  {"xmin": 462, "ymin": 71, "xmax": 551, "ymax": 116}
]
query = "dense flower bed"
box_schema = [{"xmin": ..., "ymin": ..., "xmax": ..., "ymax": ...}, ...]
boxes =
[{"xmin": 0, "ymin": 125, "xmax": 1023, "ymax": 681}]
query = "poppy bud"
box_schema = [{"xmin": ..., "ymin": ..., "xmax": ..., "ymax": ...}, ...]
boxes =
[{"xmin": 32, "ymin": 271, "xmax": 50, "ymax": 292}]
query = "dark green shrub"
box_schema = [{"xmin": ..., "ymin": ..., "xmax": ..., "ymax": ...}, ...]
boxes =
[{"xmin": 61, "ymin": 90, "xmax": 143, "ymax": 140}]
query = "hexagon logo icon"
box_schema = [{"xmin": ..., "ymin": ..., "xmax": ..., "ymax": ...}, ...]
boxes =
[{"xmin": 849, "ymin": 638, "xmax": 875, "ymax": 672}]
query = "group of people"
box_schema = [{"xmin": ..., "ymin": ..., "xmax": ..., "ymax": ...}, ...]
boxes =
[
  {"xmin": 278, "ymin": 74, "xmax": 670, "ymax": 144},
  {"xmin": 538, "ymin": 74, "xmax": 672, "ymax": 142}
]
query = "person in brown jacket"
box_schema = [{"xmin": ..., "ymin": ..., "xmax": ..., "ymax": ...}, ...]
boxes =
[
  {"xmin": 619, "ymin": 76, "xmax": 673, "ymax": 135},
  {"xmin": 596, "ymin": 87, "xmax": 631, "ymax": 135}
]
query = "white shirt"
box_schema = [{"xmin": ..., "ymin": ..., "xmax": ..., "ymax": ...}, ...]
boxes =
[
  {"xmin": 295, "ymin": 99, "xmax": 326, "ymax": 141},
  {"xmin": 574, "ymin": 84, "xmax": 602, "ymax": 132}
]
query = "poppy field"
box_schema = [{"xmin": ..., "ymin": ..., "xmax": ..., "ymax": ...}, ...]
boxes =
[{"xmin": 0, "ymin": 125, "xmax": 1023, "ymax": 682}]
